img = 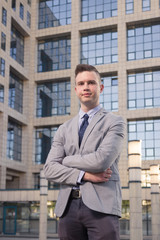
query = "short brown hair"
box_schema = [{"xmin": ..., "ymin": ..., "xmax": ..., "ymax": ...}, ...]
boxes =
[{"xmin": 75, "ymin": 64, "xmax": 101, "ymax": 82}]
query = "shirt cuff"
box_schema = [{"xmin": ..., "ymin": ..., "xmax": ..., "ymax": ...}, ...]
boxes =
[{"xmin": 77, "ymin": 171, "xmax": 85, "ymax": 185}]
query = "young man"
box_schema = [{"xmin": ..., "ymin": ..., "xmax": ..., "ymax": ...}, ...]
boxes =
[{"xmin": 44, "ymin": 64, "xmax": 125, "ymax": 240}]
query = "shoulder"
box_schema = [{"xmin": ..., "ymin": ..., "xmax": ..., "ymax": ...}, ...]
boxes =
[{"xmin": 100, "ymin": 108, "xmax": 125, "ymax": 123}]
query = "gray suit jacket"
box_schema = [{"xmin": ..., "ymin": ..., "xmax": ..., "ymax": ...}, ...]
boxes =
[{"xmin": 44, "ymin": 108, "xmax": 125, "ymax": 217}]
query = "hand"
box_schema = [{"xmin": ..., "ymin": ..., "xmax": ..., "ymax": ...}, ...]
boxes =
[{"xmin": 83, "ymin": 168, "xmax": 112, "ymax": 183}]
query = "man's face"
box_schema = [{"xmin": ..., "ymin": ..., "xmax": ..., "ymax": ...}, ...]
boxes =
[{"xmin": 75, "ymin": 71, "xmax": 104, "ymax": 111}]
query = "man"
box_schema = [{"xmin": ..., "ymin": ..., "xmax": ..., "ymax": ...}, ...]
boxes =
[{"xmin": 44, "ymin": 64, "xmax": 125, "ymax": 240}]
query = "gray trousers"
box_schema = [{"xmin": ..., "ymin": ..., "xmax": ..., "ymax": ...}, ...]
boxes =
[{"xmin": 58, "ymin": 197, "xmax": 120, "ymax": 240}]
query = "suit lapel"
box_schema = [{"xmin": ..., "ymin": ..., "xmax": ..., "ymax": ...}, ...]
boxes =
[
  {"xmin": 80, "ymin": 108, "xmax": 106, "ymax": 150},
  {"xmin": 71, "ymin": 115, "xmax": 80, "ymax": 151}
]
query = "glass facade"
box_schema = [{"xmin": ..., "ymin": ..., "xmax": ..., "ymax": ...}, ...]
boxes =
[
  {"xmin": 7, "ymin": 120, "xmax": 22, "ymax": 161},
  {"xmin": 119, "ymin": 200, "xmax": 130, "ymax": 235},
  {"xmin": 35, "ymin": 127, "xmax": 58, "ymax": 164},
  {"xmin": 2, "ymin": 7, "xmax": 7, "ymax": 26},
  {"xmin": 9, "ymin": 72, "xmax": 23, "ymax": 113},
  {"xmin": 81, "ymin": 30, "xmax": 118, "ymax": 65},
  {"xmin": 127, "ymin": 23, "xmax": 160, "ymax": 61},
  {"xmin": 142, "ymin": 200, "xmax": 152, "ymax": 236},
  {"xmin": 10, "ymin": 25, "xmax": 24, "ymax": 66},
  {"xmin": 142, "ymin": 0, "xmax": 151, "ymax": 11},
  {"xmin": 125, "ymin": 0, "xmax": 134, "ymax": 14},
  {"xmin": 38, "ymin": 0, "xmax": 71, "ymax": 29},
  {"xmin": 128, "ymin": 119, "xmax": 160, "ymax": 160},
  {"xmin": 141, "ymin": 169, "xmax": 151, "ymax": 187},
  {"xmin": 37, "ymin": 81, "xmax": 70, "ymax": 117},
  {"xmin": 100, "ymin": 75, "xmax": 118, "ymax": 112},
  {"xmin": 127, "ymin": 70, "xmax": 160, "ymax": 109},
  {"xmin": 1, "ymin": 32, "xmax": 6, "ymax": 51},
  {"xmin": 81, "ymin": 0, "xmax": 117, "ymax": 22},
  {"xmin": 0, "ymin": 84, "xmax": 4, "ymax": 103},
  {"xmin": 0, "ymin": 58, "xmax": 5, "ymax": 77},
  {"xmin": 38, "ymin": 37, "xmax": 71, "ymax": 72}
]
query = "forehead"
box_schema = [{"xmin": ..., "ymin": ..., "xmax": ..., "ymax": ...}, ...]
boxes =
[{"xmin": 75, "ymin": 71, "xmax": 99, "ymax": 82}]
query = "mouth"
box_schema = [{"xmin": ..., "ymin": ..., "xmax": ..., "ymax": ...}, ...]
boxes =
[{"xmin": 82, "ymin": 93, "xmax": 91, "ymax": 97}]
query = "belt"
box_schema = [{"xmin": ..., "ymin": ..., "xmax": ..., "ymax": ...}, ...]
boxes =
[{"xmin": 70, "ymin": 189, "xmax": 81, "ymax": 199}]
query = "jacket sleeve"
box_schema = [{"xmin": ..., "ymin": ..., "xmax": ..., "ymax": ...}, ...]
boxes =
[
  {"xmin": 43, "ymin": 125, "xmax": 81, "ymax": 186},
  {"xmin": 62, "ymin": 117, "xmax": 126, "ymax": 173}
]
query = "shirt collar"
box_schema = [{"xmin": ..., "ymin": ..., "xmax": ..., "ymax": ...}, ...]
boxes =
[{"xmin": 79, "ymin": 105, "xmax": 101, "ymax": 119}]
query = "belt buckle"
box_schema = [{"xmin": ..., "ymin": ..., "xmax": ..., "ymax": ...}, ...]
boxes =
[{"xmin": 73, "ymin": 189, "xmax": 81, "ymax": 198}]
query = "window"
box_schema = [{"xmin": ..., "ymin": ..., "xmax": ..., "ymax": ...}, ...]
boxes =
[
  {"xmin": 0, "ymin": 84, "xmax": 4, "ymax": 103},
  {"xmin": 81, "ymin": 0, "xmax": 117, "ymax": 22},
  {"xmin": 141, "ymin": 169, "xmax": 151, "ymax": 187},
  {"xmin": 39, "ymin": 0, "xmax": 71, "ymax": 29},
  {"xmin": 34, "ymin": 173, "xmax": 59, "ymax": 189},
  {"xmin": 81, "ymin": 30, "xmax": 118, "ymax": 65},
  {"xmin": 142, "ymin": 0, "xmax": 150, "ymax": 11},
  {"xmin": 119, "ymin": 200, "xmax": 130, "ymax": 235},
  {"xmin": 125, "ymin": 0, "xmax": 134, "ymax": 14},
  {"xmin": 12, "ymin": 0, "xmax": 16, "ymax": 11},
  {"xmin": 142, "ymin": 200, "xmax": 152, "ymax": 236},
  {"xmin": 128, "ymin": 70, "xmax": 160, "ymax": 109},
  {"xmin": 37, "ymin": 81, "xmax": 70, "ymax": 117},
  {"xmin": 100, "ymin": 75, "xmax": 118, "ymax": 112},
  {"xmin": 10, "ymin": 25, "xmax": 24, "ymax": 66},
  {"xmin": 128, "ymin": 119, "xmax": 160, "ymax": 160},
  {"xmin": 35, "ymin": 127, "xmax": 58, "ymax": 164},
  {"xmin": 9, "ymin": 72, "xmax": 23, "ymax": 113},
  {"xmin": 0, "ymin": 58, "xmax": 5, "ymax": 77},
  {"xmin": 27, "ymin": 0, "xmax": 31, "ymax": 6},
  {"xmin": 19, "ymin": 3, "xmax": 24, "ymax": 20},
  {"xmin": 2, "ymin": 8, "xmax": 7, "ymax": 26},
  {"xmin": 7, "ymin": 120, "xmax": 22, "ymax": 161},
  {"xmin": 38, "ymin": 37, "xmax": 71, "ymax": 72},
  {"xmin": 27, "ymin": 11, "xmax": 31, "ymax": 28},
  {"xmin": 1, "ymin": 32, "xmax": 6, "ymax": 51},
  {"xmin": 127, "ymin": 23, "xmax": 160, "ymax": 61}
]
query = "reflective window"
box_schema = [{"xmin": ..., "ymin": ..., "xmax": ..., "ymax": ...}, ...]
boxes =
[
  {"xmin": 19, "ymin": 3, "xmax": 24, "ymax": 20},
  {"xmin": 28, "ymin": 0, "xmax": 31, "ymax": 6},
  {"xmin": 2, "ymin": 8, "xmax": 7, "ymax": 26},
  {"xmin": 1, "ymin": 32, "xmax": 6, "ymax": 51},
  {"xmin": 100, "ymin": 75, "xmax": 118, "ymax": 111},
  {"xmin": 0, "ymin": 58, "xmax": 5, "ymax": 77},
  {"xmin": 128, "ymin": 70, "xmax": 160, "ymax": 109},
  {"xmin": 27, "ymin": 11, "xmax": 31, "ymax": 28},
  {"xmin": 141, "ymin": 169, "xmax": 151, "ymax": 187},
  {"xmin": 10, "ymin": 25, "xmax": 24, "ymax": 66},
  {"xmin": 142, "ymin": 0, "xmax": 150, "ymax": 11},
  {"xmin": 128, "ymin": 119, "xmax": 160, "ymax": 160},
  {"xmin": 81, "ymin": 0, "xmax": 117, "ymax": 22},
  {"xmin": 127, "ymin": 23, "xmax": 160, "ymax": 60},
  {"xmin": 7, "ymin": 120, "xmax": 22, "ymax": 161},
  {"xmin": 125, "ymin": 0, "xmax": 134, "ymax": 14},
  {"xmin": 37, "ymin": 81, "xmax": 70, "ymax": 117},
  {"xmin": 12, "ymin": 0, "xmax": 16, "ymax": 11},
  {"xmin": 38, "ymin": 37, "xmax": 71, "ymax": 72},
  {"xmin": 142, "ymin": 200, "xmax": 152, "ymax": 236},
  {"xmin": 0, "ymin": 84, "xmax": 4, "ymax": 103},
  {"xmin": 35, "ymin": 127, "xmax": 58, "ymax": 164},
  {"xmin": 9, "ymin": 72, "xmax": 23, "ymax": 113},
  {"xmin": 39, "ymin": 0, "xmax": 71, "ymax": 29},
  {"xmin": 119, "ymin": 200, "xmax": 130, "ymax": 235},
  {"xmin": 81, "ymin": 30, "xmax": 118, "ymax": 65}
]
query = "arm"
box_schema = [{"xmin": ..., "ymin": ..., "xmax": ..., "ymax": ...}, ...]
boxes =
[
  {"xmin": 43, "ymin": 125, "xmax": 81, "ymax": 186},
  {"xmin": 62, "ymin": 117, "xmax": 125, "ymax": 173}
]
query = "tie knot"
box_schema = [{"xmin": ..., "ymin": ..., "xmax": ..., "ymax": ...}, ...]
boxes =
[{"xmin": 83, "ymin": 114, "xmax": 89, "ymax": 121}]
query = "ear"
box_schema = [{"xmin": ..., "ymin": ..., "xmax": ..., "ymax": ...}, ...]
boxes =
[{"xmin": 100, "ymin": 84, "xmax": 104, "ymax": 93}]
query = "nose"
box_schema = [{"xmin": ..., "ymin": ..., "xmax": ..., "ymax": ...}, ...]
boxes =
[{"xmin": 83, "ymin": 82, "xmax": 89, "ymax": 90}]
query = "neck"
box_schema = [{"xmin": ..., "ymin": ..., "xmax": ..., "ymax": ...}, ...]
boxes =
[{"xmin": 81, "ymin": 103, "xmax": 99, "ymax": 113}]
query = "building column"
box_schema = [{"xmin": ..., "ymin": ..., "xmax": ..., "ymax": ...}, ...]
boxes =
[
  {"xmin": 39, "ymin": 169, "xmax": 48, "ymax": 240},
  {"xmin": 150, "ymin": 164, "xmax": 160, "ymax": 240},
  {"xmin": 128, "ymin": 140, "xmax": 143, "ymax": 240}
]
